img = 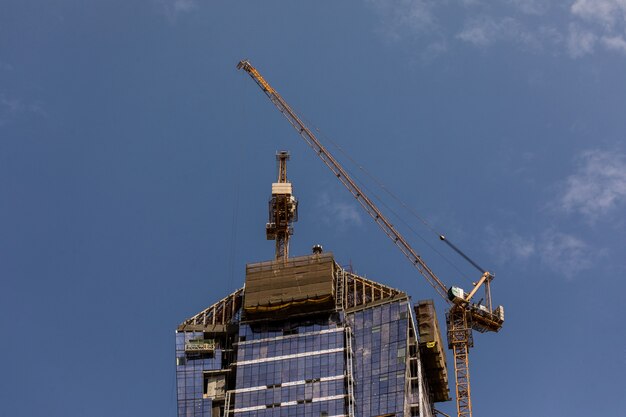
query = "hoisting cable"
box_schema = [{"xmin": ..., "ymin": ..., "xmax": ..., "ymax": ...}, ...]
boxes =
[
  {"xmin": 312, "ymin": 124, "xmax": 440, "ymax": 234},
  {"xmin": 228, "ymin": 81, "xmax": 246, "ymax": 292},
  {"xmin": 293, "ymin": 111, "xmax": 472, "ymax": 281},
  {"xmin": 439, "ymin": 235, "xmax": 487, "ymax": 275},
  {"xmin": 308, "ymin": 122, "xmax": 490, "ymax": 279},
  {"xmin": 354, "ymin": 174, "xmax": 471, "ymax": 281}
]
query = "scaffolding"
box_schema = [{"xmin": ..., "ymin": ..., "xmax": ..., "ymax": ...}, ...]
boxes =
[{"xmin": 176, "ymin": 260, "xmax": 443, "ymax": 417}]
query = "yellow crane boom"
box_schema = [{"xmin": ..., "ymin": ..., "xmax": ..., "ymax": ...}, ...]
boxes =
[{"xmin": 237, "ymin": 59, "xmax": 504, "ymax": 417}]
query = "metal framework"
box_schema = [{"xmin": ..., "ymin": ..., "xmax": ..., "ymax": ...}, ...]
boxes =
[
  {"xmin": 447, "ymin": 307, "xmax": 474, "ymax": 417},
  {"xmin": 407, "ymin": 317, "xmax": 423, "ymax": 416},
  {"xmin": 344, "ymin": 325, "xmax": 356, "ymax": 417},
  {"xmin": 337, "ymin": 267, "xmax": 407, "ymax": 311},
  {"xmin": 265, "ymin": 151, "xmax": 298, "ymax": 261},
  {"xmin": 177, "ymin": 288, "xmax": 244, "ymax": 332}
]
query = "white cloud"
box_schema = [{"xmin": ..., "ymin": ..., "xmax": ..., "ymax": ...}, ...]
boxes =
[
  {"xmin": 366, "ymin": 1, "xmax": 451, "ymax": 62},
  {"xmin": 557, "ymin": 150, "xmax": 626, "ymax": 221},
  {"xmin": 601, "ymin": 35, "xmax": 626, "ymax": 52},
  {"xmin": 423, "ymin": 39, "xmax": 448, "ymax": 60},
  {"xmin": 484, "ymin": 149, "xmax": 626, "ymax": 279},
  {"xmin": 485, "ymin": 227, "xmax": 595, "ymax": 279},
  {"xmin": 156, "ymin": 0, "xmax": 197, "ymax": 20},
  {"xmin": 571, "ymin": 0, "xmax": 626, "ymax": 29},
  {"xmin": 567, "ymin": 23, "xmax": 598, "ymax": 57},
  {"xmin": 485, "ymin": 227, "xmax": 536, "ymax": 264},
  {"xmin": 367, "ymin": 0, "xmax": 439, "ymax": 41},
  {"xmin": 316, "ymin": 193, "xmax": 362, "ymax": 229},
  {"xmin": 460, "ymin": 0, "xmax": 483, "ymax": 6},
  {"xmin": 570, "ymin": 0, "xmax": 626, "ymax": 55},
  {"xmin": 0, "ymin": 94, "xmax": 46, "ymax": 127},
  {"xmin": 172, "ymin": 0, "xmax": 196, "ymax": 13},
  {"xmin": 367, "ymin": 0, "xmax": 626, "ymax": 58},
  {"xmin": 507, "ymin": 0, "xmax": 550, "ymax": 15},
  {"xmin": 457, "ymin": 16, "xmax": 557, "ymax": 51},
  {"xmin": 538, "ymin": 230, "xmax": 593, "ymax": 278},
  {"xmin": 1, "ymin": 95, "xmax": 21, "ymax": 113},
  {"xmin": 334, "ymin": 202, "xmax": 363, "ymax": 226},
  {"xmin": 457, "ymin": 16, "xmax": 506, "ymax": 47}
]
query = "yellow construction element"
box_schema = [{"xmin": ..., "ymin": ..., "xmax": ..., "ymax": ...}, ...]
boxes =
[
  {"xmin": 237, "ymin": 60, "xmax": 275, "ymax": 95},
  {"xmin": 448, "ymin": 306, "xmax": 473, "ymax": 417}
]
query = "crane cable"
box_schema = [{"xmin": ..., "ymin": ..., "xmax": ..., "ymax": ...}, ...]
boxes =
[
  {"xmin": 292, "ymin": 110, "xmax": 474, "ymax": 282},
  {"xmin": 331, "ymin": 135, "xmax": 487, "ymax": 278},
  {"xmin": 228, "ymin": 82, "xmax": 246, "ymax": 293},
  {"xmin": 305, "ymin": 120, "xmax": 490, "ymax": 277}
]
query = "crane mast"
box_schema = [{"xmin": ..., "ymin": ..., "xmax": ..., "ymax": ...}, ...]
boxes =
[
  {"xmin": 266, "ymin": 151, "xmax": 298, "ymax": 261},
  {"xmin": 237, "ymin": 59, "xmax": 504, "ymax": 417}
]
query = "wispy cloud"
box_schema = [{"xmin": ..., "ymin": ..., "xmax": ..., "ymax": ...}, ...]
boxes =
[
  {"xmin": 506, "ymin": 0, "xmax": 550, "ymax": 16},
  {"xmin": 457, "ymin": 16, "xmax": 507, "ymax": 47},
  {"xmin": 567, "ymin": 0, "xmax": 626, "ymax": 56},
  {"xmin": 556, "ymin": 150, "xmax": 626, "ymax": 222},
  {"xmin": 334, "ymin": 202, "xmax": 362, "ymax": 226},
  {"xmin": 156, "ymin": 0, "xmax": 197, "ymax": 20},
  {"xmin": 0, "ymin": 94, "xmax": 46, "ymax": 127},
  {"xmin": 366, "ymin": 0, "xmax": 449, "ymax": 60},
  {"xmin": 485, "ymin": 227, "xmax": 595, "ymax": 279},
  {"xmin": 367, "ymin": 0, "xmax": 626, "ymax": 58},
  {"xmin": 367, "ymin": 0, "xmax": 439, "ymax": 41},
  {"xmin": 538, "ymin": 230, "xmax": 593, "ymax": 279},
  {"xmin": 567, "ymin": 23, "xmax": 598, "ymax": 57},
  {"xmin": 316, "ymin": 192, "xmax": 362, "ymax": 230},
  {"xmin": 571, "ymin": 0, "xmax": 626, "ymax": 29},
  {"xmin": 483, "ymin": 148, "xmax": 624, "ymax": 279},
  {"xmin": 485, "ymin": 226, "xmax": 536, "ymax": 264},
  {"xmin": 601, "ymin": 35, "xmax": 626, "ymax": 52},
  {"xmin": 1, "ymin": 95, "xmax": 21, "ymax": 113},
  {"xmin": 457, "ymin": 15, "xmax": 561, "ymax": 52}
]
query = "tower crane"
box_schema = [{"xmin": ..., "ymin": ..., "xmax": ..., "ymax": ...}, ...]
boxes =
[{"xmin": 237, "ymin": 59, "xmax": 504, "ymax": 417}]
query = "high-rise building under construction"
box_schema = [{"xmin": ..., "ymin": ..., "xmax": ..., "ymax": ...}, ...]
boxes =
[{"xmin": 175, "ymin": 153, "xmax": 450, "ymax": 417}]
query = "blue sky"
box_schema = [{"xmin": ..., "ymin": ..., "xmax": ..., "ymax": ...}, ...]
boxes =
[{"xmin": 2, "ymin": 1, "xmax": 626, "ymax": 416}]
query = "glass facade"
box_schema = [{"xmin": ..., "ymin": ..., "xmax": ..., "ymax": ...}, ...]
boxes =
[
  {"xmin": 176, "ymin": 331, "xmax": 224, "ymax": 417},
  {"xmin": 348, "ymin": 301, "xmax": 409, "ymax": 417},
  {"xmin": 176, "ymin": 271, "xmax": 436, "ymax": 417},
  {"xmin": 232, "ymin": 315, "xmax": 345, "ymax": 417}
]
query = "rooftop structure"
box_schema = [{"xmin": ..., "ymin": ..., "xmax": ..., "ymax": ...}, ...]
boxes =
[
  {"xmin": 176, "ymin": 151, "xmax": 449, "ymax": 416},
  {"xmin": 176, "ymin": 252, "xmax": 450, "ymax": 417}
]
